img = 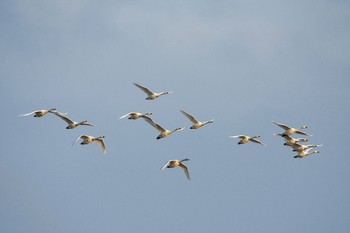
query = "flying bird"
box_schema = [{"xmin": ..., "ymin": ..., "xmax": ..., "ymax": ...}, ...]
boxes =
[
  {"xmin": 293, "ymin": 148, "xmax": 320, "ymax": 158},
  {"xmin": 291, "ymin": 143, "xmax": 323, "ymax": 152},
  {"xmin": 52, "ymin": 112, "xmax": 93, "ymax": 129},
  {"xmin": 19, "ymin": 108, "xmax": 65, "ymax": 117},
  {"xmin": 133, "ymin": 82, "xmax": 172, "ymax": 100},
  {"xmin": 229, "ymin": 135, "xmax": 266, "ymax": 146},
  {"xmin": 142, "ymin": 116, "xmax": 184, "ymax": 139},
  {"xmin": 272, "ymin": 121, "xmax": 311, "ymax": 136},
  {"xmin": 180, "ymin": 110, "xmax": 213, "ymax": 129},
  {"xmin": 119, "ymin": 112, "xmax": 152, "ymax": 120},
  {"xmin": 73, "ymin": 134, "xmax": 106, "ymax": 154},
  {"xmin": 160, "ymin": 158, "xmax": 190, "ymax": 180},
  {"xmin": 274, "ymin": 134, "xmax": 309, "ymax": 145}
]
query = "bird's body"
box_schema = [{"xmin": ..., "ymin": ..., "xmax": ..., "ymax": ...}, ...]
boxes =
[
  {"xmin": 142, "ymin": 116, "xmax": 184, "ymax": 139},
  {"xmin": 73, "ymin": 134, "xmax": 106, "ymax": 154},
  {"xmin": 273, "ymin": 121, "xmax": 311, "ymax": 136},
  {"xmin": 160, "ymin": 158, "xmax": 190, "ymax": 180},
  {"xmin": 229, "ymin": 135, "xmax": 266, "ymax": 146},
  {"xmin": 293, "ymin": 148, "xmax": 320, "ymax": 158},
  {"xmin": 180, "ymin": 110, "xmax": 213, "ymax": 129},
  {"xmin": 133, "ymin": 82, "xmax": 172, "ymax": 100},
  {"xmin": 52, "ymin": 112, "xmax": 93, "ymax": 129},
  {"xmin": 19, "ymin": 108, "xmax": 60, "ymax": 117},
  {"xmin": 119, "ymin": 112, "xmax": 152, "ymax": 120}
]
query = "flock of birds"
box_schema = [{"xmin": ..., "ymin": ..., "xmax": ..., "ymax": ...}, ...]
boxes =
[
  {"xmin": 20, "ymin": 82, "xmax": 322, "ymax": 180},
  {"xmin": 272, "ymin": 122, "xmax": 322, "ymax": 158}
]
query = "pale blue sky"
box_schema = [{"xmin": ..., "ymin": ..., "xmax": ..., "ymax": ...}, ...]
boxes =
[{"xmin": 1, "ymin": 1, "xmax": 350, "ymax": 233}]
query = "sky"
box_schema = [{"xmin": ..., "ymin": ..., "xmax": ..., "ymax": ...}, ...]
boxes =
[{"xmin": 1, "ymin": 0, "xmax": 350, "ymax": 232}]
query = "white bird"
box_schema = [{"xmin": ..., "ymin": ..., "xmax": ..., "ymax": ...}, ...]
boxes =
[
  {"xmin": 73, "ymin": 134, "xmax": 106, "ymax": 154},
  {"xmin": 273, "ymin": 121, "xmax": 311, "ymax": 136},
  {"xmin": 291, "ymin": 143, "xmax": 323, "ymax": 152},
  {"xmin": 52, "ymin": 112, "xmax": 93, "ymax": 129},
  {"xmin": 229, "ymin": 135, "xmax": 266, "ymax": 146},
  {"xmin": 293, "ymin": 148, "xmax": 320, "ymax": 158},
  {"xmin": 133, "ymin": 82, "xmax": 172, "ymax": 100},
  {"xmin": 160, "ymin": 158, "xmax": 190, "ymax": 180},
  {"xmin": 142, "ymin": 116, "xmax": 184, "ymax": 140},
  {"xmin": 180, "ymin": 110, "xmax": 213, "ymax": 129},
  {"xmin": 19, "ymin": 108, "xmax": 65, "ymax": 117},
  {"xmin": 274, "ymin": 134, "xmax": 309, "ymax": 145},
  {"xmin": 119, "ymin": 112, "xmax": 152, "ymax": 120}
]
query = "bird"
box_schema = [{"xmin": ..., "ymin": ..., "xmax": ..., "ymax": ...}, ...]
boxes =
[
  {"xmin": 52, "ymin": 111, "xmax": 93, "ymax": 129},
  {"xmin": 73, "ymin": 134, "xmax": 106, "ymax": 154},
  {"xmin": 180, "ymin": 110, "xmax": 213, "ymax": 129},
  {"xmin": 133, "ymin": 82, "xmax": 172, "ymax": 100},
  {"xmin": 119, "ymin": 112, "xmax": 152, "ymax": 120},
  {"xmin": 274, "ymin": 133, "xmax": 309, "ymax": 145},
  {"xmin": 19, "ymin": 108, "xmax": 64, "ymax": 117},
  {"xmin": 229, "ymin": 135, "xmax": 266, "ymax": 146},
  {"xmin": 142, "ymin": 116, "xmax": 184, "ymax": 139},
  {"xmin": 291, "ymin": 143, "xmax": 323, "ymax": 152},
  {"xmin": 273, "ymin": 121, "xmax": 311, "ymax": 136},
  {"xmin": 293, "ymin": 148, "xmax": 320, "ymax": 158},
  {"xmin": 160, "ymin": 158, "xmax": 190, "ymax": 180}
]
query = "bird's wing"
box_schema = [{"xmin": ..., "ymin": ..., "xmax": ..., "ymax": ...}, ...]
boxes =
[
  {"xmin": 19, "ymin": 110, "xmax": 37, "ymax": 116},
  {"xmin": 229, "ymin": 135, "xmax": 245, "ymax": 139},
  {"xmin": 272, "ymin": 121, "xmax": 291, "ymax": 131},
  {"xmin": 142, "ymin": 116, "xmax": 166, "ymax": 132},
  {"xmin": 303, "ymin": 147, "xmax": 314, "ymax": 153},
  {"xmin": 181, "ymin": 110, "xmax": 199, "ymax": 124},
  {"xmin": 153, "ymin": 123, "xmax": 166, "ymax": 132},
  {"xmin": 160, "ymin": 161, "xmax": 171, "ymax": 171},
  {"xmin": 282, "ymin": 135, "xmax": 293, "ymax": 141},
  {"xmin": 273, "ymin": 133, "xmax": 284, "ymax": 137},
  {"xmin": 72, "ymin": 134, "xmax": 84, "ymax": 145},
  {"xmin": 142, "ymin": 115, "xmax": 156, "ymax": 127},
  {"xmin": 284, "ymin": 141, "xmax": 295, "ymax": 148},
  {"xmin": 290, "ymin": 143, "xmax": 302, "ymax": 149},
  {"xmin": 81, "ymin": 121, "xmax": 94, "ymax": 126},
  {"xmin": 295, "ymin": 130, "xmax": 311, "ymax": 136},
  {"xmin": 52, "ymin": 112, "xmax": 74, "ymax": 124},
  {"xmin": 80, "ymin": 135, "xmax": 90, "ymax": 140},
  {"xmin": 50, "ymin": 110, "xmax": 68, "ymax": 116},
  {"xmin": 95, "ymin": 138, "xmax": 107, "ymax": 154},
  {"xmin": 250, "ymin": 138, "xmax": 266, "ymax": 146},
  {"xmin": 179, "ymin": 164, "xmax": 191, "ymax": 180},
  {"xmin": 119, "ymin": 112, "xmax": 133, "ymax": 119},
  {"xmin": 133, "ymin": 83, "xmax": 154, "ymax": 95}
]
